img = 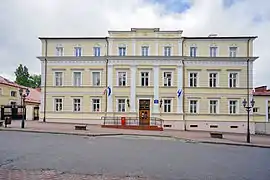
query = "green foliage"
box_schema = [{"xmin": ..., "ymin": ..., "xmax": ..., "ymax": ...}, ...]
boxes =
[{"xmin": 15, "ymin": 64, "xmax": 41, "ymax": 88}]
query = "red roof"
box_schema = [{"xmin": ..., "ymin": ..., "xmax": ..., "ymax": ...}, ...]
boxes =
[{"xmin": 253, "ymin": 86, "xmax": 270, "ymax": 96}]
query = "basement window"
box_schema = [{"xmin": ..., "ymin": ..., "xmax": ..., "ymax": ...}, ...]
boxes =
[
  {"xmin": 210, "ymin": 125, "xmax": 218, "ymax": 128},
  {"xmin": 190, "ymin": 124, "xmax": 198, "ymax": 128},
  {"xmin": 164, "ymin": 125, "xmax": 172, "ymax": 128},
  {"xmin": 253, "ymin": 108, "xmax": 259, "ymax": 113},
  {"xmin": 230, "ymin": 126, "xmax": 238, "ymax": 129}
]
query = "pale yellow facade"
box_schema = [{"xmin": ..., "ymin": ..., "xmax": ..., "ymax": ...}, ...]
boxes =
[
  {"xmin": 0, "ymin": 84, "xmax": 20, "ymax": 105},
  {"xmin": 38, "ymin": 28, "xmax": 261, "ymax": 133}
]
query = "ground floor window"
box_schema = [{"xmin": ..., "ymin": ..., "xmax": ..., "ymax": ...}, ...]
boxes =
[
  {"xmin": 92, "ymin": 99, "xmax": 100, "ymax": 112},
  {"xmin": 54, "ymin": 98, "xmax": 63, "ymax": 112},
  {"xmin": 117, "ymin": 99, "xmax": 126, "ymax": 112},
  {"xmin": 163, "ymin": 99, "xmax": 171, "ymax": 112},
  {"xmin": 73, "ymin": 98, "xmax": 81, "ymax": 112}
]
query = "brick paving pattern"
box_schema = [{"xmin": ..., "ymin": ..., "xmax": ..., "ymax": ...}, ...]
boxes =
[{"xmin": 0, "ymin": 168, "xmax": 150, "ymax": 180}]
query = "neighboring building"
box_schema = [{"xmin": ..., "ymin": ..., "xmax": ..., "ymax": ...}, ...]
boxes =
[
  {"xmin": 0, "ymin": 76, "xmax": 41, "ymax": 120},
  {"xmin": 253, "ymin": 86, "xmax": 270, "ymax": 122},
  {"xmin": 38, "ymin": 28, "xmax": 258, "ymax": 133}
]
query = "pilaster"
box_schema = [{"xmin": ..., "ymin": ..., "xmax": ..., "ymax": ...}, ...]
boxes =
[
  {"xmin": 153, "ymin": 65, "xmax": 159, "ymax": 113},
  {"xmin": 177, "ymin": 64, "xmax": 183, "ymax": 113},
  {"xmin": 107, "ymin": 64, "xmax": 113, "ymax": 112},
  {"xmin": 130, "ymin": 65, "xmax": 137, "ymax": 112}
]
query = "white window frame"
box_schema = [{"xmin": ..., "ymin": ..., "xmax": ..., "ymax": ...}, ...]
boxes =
[
  {"xmin": 117, "ymin": 98, "xmax": 126, "ymax": 112},
  {"xmin": 56, "ymin": 44, "xmax": 64, "ymax": 56},
  {"xmin": 140, "ymin": 71, "xmax": 151, "ymax": 87},
  {"xmin": 190, "ymin": 46, "xmax": 197, "ymax": 57},
  {"xmin": 164, "ymin": 46, "xmax": 172, "ymax": 56},
  {"xmin": 228, "ymin": 72, "xmax": 239, "ymax": 88},
  {"xmin": 73, "ymin": 98, "xmax": 82, "ymax": 112},
  {"xmin": 74, "ymin": 45, "xmax": 82, "ymax": 57},
  {"xmin": 93, "ymin": 46, "xmax": 101, "ymax": 56},
  {"xmin": 209, "ymin": 99, "xmax": 219, "ymax": 114},
  {"xmin": 54, "ymin": 71, "xmax": 64, "ymax": 86},
  {"xmin": 91, "ymin": 71, "xmax": 101, "ymax": 86},
  {"xmin": 72, "ymin": 71, "xmax": 82, "ymax": 86},
  {"xmin": 163, "ymin": 71, "xmax": 173, "ymax": 87},
  {"xmin": 141, "ymin": 46, "xmax": 149, "ymax": 56},
  {"xmin": 92, "ymin": 98, "xmax": 101, "ymax": 112},
  {"xmin": 229, "ymin": 46, "xmax": 238, "ymax": 57},
  {"xmin": 189, "ymin": 99, "xmax": 199, "ymax": 114},
  {"xmin": 117, "ymin": 71, "xmax": 127, "ymax": 86},
  {"xmin": 210, "ymin": 46, "xmax": 218, "ymax": 57},
  {"xmin": 163, "ymin": 99, "xmax": 172, "ymax": 113},
  {"xmin": 188, "ymin": 71, "xmax": 199, "ymax": 87},
  {"xmin": 118, "ymin": 44, "xmax": 127, "ymax": 56},
  {"xmin": 208, "ymin": 72, "xmax": 219, "ymax": 87},
  {"xmin": 54, "ymin": 98, "xmax": 63, "ymax": 112},
  {"xmin": 228, "ymin": 100, "xmax": 239, "ymax": 114}
]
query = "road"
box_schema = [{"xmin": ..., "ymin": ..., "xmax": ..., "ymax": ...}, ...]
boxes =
[{"xmin": 0, "ymin": 131, "xmax": 270, "ymax": 180}]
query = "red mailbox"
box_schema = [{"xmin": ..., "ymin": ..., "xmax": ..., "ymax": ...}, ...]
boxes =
[{"xmin": 121, "ymin": 117, "xmax": 126, "ymax": 126}]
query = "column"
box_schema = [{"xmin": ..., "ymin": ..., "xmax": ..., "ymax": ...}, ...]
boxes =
[
  {"xmin": 178, "ymin": 39, "xmax": 183, "ymax": 56},
  {"xmin": 107, "ymin": 64, "xmax": 113, "ymax": 112},
  {"xmin": 177, "ymin": 64, "xmax": 183, "ymax": 113},
  {"xmin": 130, "ymin": 65, "xmax": 136, "ymax": 112},
  {"xmin": 153, "ymin": 65, "xmax": 159, "ymax": 113}
]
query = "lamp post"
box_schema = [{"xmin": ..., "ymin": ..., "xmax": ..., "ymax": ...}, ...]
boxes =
[
  {"xmin": 242, "ymin": 98, "xmax": 255, "ymax": 143},
  {"xmin": 19, "ymin": 88, "xmax": 30, "ymax": 128}
]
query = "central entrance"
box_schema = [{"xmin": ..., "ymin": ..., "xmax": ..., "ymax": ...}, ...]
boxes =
[{"xmin": 139, "ymin": 99, "xmax": 150, "ymax": 126}]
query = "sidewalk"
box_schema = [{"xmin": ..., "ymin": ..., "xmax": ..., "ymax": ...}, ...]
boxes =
[{"xmin": 1, "ymin": 120, "xmax": 270, "ymax": 148}]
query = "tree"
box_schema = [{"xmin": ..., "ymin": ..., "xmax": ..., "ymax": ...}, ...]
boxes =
[{"xmin": 15, "ymin": 64, "xmax": 41, "ymax": 88}]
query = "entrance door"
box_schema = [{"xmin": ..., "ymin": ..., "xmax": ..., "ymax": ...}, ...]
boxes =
[{"xmin": 139, "ymin": 99, "xmax": 150, "ymax": 126}]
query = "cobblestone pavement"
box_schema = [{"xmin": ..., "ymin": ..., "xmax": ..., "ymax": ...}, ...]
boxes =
[{"xmin": 0, "ymin": 168, "xmax": 150, "ymax": 180}]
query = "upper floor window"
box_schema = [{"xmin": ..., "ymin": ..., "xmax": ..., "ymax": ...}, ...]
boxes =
[
  {"xmin": 92, "ymin": 72, "xmax": 101, "ymax": 86},
  {"xmin": 117, "ymin": 99, "xmax": 126, "ymax": 112},
  {"xmin": 163, "ymin": 72, "xmax": 172, "ymax": 87},
  {"xmin": 93, "ymin": 47, "xmax": 101, "ymax": 56},
  {"xmin": 73, "ymin": 72, "xmax": 82, "ymax": 86},
  {"xmin": 141, "ymin": 46, "xmax": 149, "ymax": 56},
  {"xmin": 54, "ymin": 98, "xmax": 63, "ymax": 112},
  {"xmin": 189, "ymin": 100, "xmax": 198, "ymax": 113},
  {"xmin": 0, "ymin": 88, "xmax": 2, "ymax": 95},
  {"xmin": 73, "ymin": 98, "xmax": 81, "ymax": 112},
  {"xmin": 190, "ymin": 47, "xmax": 197, "ymax": 57},
  {"xmin": 189, "ymin": 72, "xmax": 198, "ymax": 87},
  {"xmin": 56, "ymin": 46, "xmax": 64, "ymax": 56},
  {"xmin": 10, "ymin": 91, "xmax": 17, "ymax": 97},
  {"xmin": 74, "ymin": 47, "xmax": 82, "ymax": 57},
  {"xmin": 210, "ymin": 47, "xmax": 218, "ymax": 57},
  {"xmin": 229, "ymin": 47, "xmax": 237, "ymax": 57},
  {"xmin": 54, "ymin": 72, "xmax": 63, "ymax": 86},
  {"xmin": 118, "ymin": 72, "xmax": 127, "ymax": 86},
  {"xmin": 119, "ymin": 47, "xmax": 126, "ymax": 56},
  {"xmin": 141, "ymin": 72, "xmax": 149, "ymax": 86},
  {"xmin": 229, "ymin": 100, "xmax": 237, "ymax": 114},
  {"xmin": 164, "ymin": 46, "xmax": 171, "ymax": 56},
  {"xmin": 209, "ymin": 72, "xmax": 218, "ymax": 87},
  {"xmin": 92, "ymin": 99, "xmax": 100, "ymax": 112},
  {"xmin": 163, "ymin": 99, "xmax": 172, "ymax": 112},
  {"xmin": 209, "ymin": 100, "xmax": 218, "ymax": 114},
  {"xmin": 229, "ymin": 72, "xmax": 238, "ymax": 88}
]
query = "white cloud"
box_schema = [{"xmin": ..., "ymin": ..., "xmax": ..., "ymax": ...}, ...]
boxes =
[{"xmin": 0, "ymin": 0, "xmax": 269, "ymax": 86}]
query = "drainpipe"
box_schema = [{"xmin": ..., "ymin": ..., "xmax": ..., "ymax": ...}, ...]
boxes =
[
  {"xmin": 43, "ymin": 39, "xmax": 48, "ymax": 123},
  {"xmin": 182, "ymin": 38, "xmax": 187, "ymax": 131}
]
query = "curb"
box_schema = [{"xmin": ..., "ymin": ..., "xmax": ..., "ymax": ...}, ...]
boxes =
[{"xmin": 1, "ymin": 128, "xmax": 270, "ymax": 149}]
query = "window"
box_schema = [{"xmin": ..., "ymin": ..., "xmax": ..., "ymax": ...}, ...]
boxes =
[
  {"xmin": 93, "ymin": 47, "xmax": 101, "ymax": 56},
  {"xmin": 210, "ymin": 47, "xmax": 218, "ymax": 57},
  {"xmin": 190, "ymin": 47, "xmax": 197, "ymax": 57},
  {"xmin": 73, "ymin": 72, "xmax": 82, "ymax": 86},
  {"xmin": 189, "ymin": 100, "xmax": 198, "ymax": 113},
  {"xmin": 55, "ymin": 72, "xmax": 63, "ymax": 86},
  {"xmin": 163, "ymin": 72, "xmax": 172, "ymax": 86},
  {"xmin": 253, "ymin": 107, "xmax": 259, "ymax": 113},
  {"xmin": 117, "ymin": 99, "xmax": 126, "ymax": 112},
  {"xmin": 141, "ymin": 72, "xmax": 149, "ymax": 86},
  {"xmin": 209, "ymin": 73, "xmax": 217, "ymax": 87},
  {"xmin": 73, "ymin": 98, "xmax": 81, "ymax": 112},
  {"xmin": 164, "ymin": 99, "xmax": 172, "ymax": 112},
  {"xmin": 54, "ymin": 98, "xmax": 63, "ymax": 112},
  {"xmin": 119, "ymin": 47, "xmax": 126, "ymax": 56},
  {"xmin": 229, "ymin": 72, "xmax": 238, "ymax": 88},
  {"xmin": 118, "ymin": 72, "xmax": 127, "ymax": 86},
  {"xmin": 92, "ymin": 72, "xmax": 101, "ymax": 86},
  {"xmin": 10, "ymin": 91, "xmax": 16, "ymax": 97},
  {"xmin": 92, "ymin": 99, "xmax": 100, "ymax": 112},
  {"xmin": 141, "ymin": 46, "xmax": 149, "ymax": 56},
  {"xmin": 74, "ymin": 47, "xmax": 82, "ymax": 57},
  {"xmin": 229, "ymin": 47, "xmax": 237, "ymax": 57},
  {"xmin": 56, "ymin": 46, "xmax": 64, "ymax": 56},
  {"xmin": 229, "ymin": 100, "xmax": 237, "ymax": 114},
  {"xmin": 0, "ymin": 88, "xmax": 2, "ymax": 95},
  {"xmin": 164, "ymin": 46, "xmax": 171, "ymax": 56},
  {"xmin": 189, "ymin": 72, "xmax": 198, "ymax": 87},
  {"xmin": 10, "ymin": 101, "xmax": 16, "ymax": 106},
  {"xmin": 209, "ymin": 100, "xmax": 218, "ymax": 114}
]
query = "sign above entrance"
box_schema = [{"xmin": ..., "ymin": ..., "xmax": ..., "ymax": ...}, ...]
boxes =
[{"xmin": 154, "ymin": 99, "xmax": 159, "ymax": 104}]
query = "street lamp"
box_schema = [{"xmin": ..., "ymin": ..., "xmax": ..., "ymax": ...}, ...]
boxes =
[
  {"xmin": 242, "ymin": 98, "xmax": 255, "ymax": 143},
  {"xmin": 19, "ymin": 88, "xmax": 30, "ymax": 128}
]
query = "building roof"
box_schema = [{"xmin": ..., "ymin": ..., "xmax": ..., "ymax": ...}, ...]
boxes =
[
  {"xmin": 0, "ymin": 76, "xmax": 21, "ymax": 88},
  {"xmin": 253, "ymin": 86, "xmax": 270, "ymax": 96},
  {"xmin": 183, "ymin": 36, "xmax": 258, "ymax": 40},
  {"xmin": 38, "ymin": 37, "xmax": 107, "ymax": 40}
]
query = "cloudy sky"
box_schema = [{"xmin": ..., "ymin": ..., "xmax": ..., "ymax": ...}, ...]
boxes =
[{"xmin": 0, "ymin": 0, "xmax": 269, "ymax": 87}]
